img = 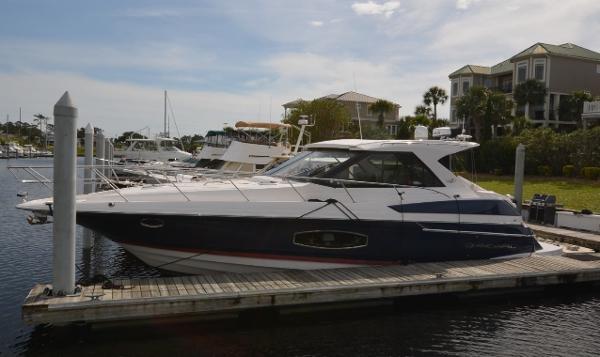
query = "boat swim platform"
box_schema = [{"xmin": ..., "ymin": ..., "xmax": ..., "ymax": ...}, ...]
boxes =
[
  {"xmin": 530, "ymin": 224, "xmax": 600, "ymax": 251},
  {"xmin": 22, "ymin": 254, "xmax": 600, "ymax": 325}
]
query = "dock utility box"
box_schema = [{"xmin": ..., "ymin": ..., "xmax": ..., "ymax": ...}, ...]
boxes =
[{"xmin": 528, "ymin": 194, "xmax": 557, "ymax": 225}]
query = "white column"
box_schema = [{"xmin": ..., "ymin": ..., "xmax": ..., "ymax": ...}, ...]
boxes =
[
  {"xmin": 52, "ymin": 91, "xmax": 78, "ymax": 295},
  {"xmin": 82, "ymin": 123, "xmax": 94, "ymax": 249},
  {"xmin": 514, "ymin": 144, "xmax": 525, "ymax": 211},
  {"xmin": 96, "ymin": 131, "xmax": 105, "ymax": 189},
  {"xmin": 104, "ymin": 138, "xmax": 110, "ymax": 179}
]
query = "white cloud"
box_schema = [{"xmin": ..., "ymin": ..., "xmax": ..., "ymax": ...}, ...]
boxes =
[
  {"xmin": 119, "ymin": 8, "xmax": 189, "ymax": 18},
  {"xmin": 0, "ymin": 39, "xmax": 216, "ymax": 71},
  {"xmin": 352, "ymin": 1, "xmax": 401, "ymax": 18},
  {"xmin": 309, "ymin": 20, "xmax": 324, "ymax": 27},
  {"xmin": 455, "ymin": 0, "xmax": 480, "ymax": 10}
]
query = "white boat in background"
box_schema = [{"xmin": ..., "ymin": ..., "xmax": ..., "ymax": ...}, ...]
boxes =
[
  {"xmin": 7, "ymin": 142, "xmax": 25, "ymax": 157},
  {"xmin": 216, "ymin": 121, "xmax": 291, "ymax": 173},
  {"xmin": 113, "ymin": 137, "xmax": 192, "ymax": 163}
]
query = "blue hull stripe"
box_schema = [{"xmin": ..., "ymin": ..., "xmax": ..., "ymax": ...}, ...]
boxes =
[
  {"xmin": 77, "ymin": 213, "xmax": 536, "ymax": 264},
  {"xmin": 389, "ymin": 199, "xmax": 520, "ymax": 216}
]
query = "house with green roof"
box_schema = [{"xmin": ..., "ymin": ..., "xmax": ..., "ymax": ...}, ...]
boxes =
[{"xmin": 449, "ymin": 42, "xmax": 600, "ymax": 130}]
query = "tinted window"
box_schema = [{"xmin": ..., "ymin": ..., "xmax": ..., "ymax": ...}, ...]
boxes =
[
  {"xmin": 293, "ymin": 231, "xmax": 368, "ymax": 249},
  {"xmin": 265, "ymin": 150, "xmax": 353, "ymax": 178},
  {"xmin": 331, "ymin": 152, "xmax": 443, "ymax": 187}
]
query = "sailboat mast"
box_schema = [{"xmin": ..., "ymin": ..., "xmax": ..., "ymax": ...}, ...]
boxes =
[{"xmin": 163, "ymin": 90, "xmax": 167, "ymax": 137}]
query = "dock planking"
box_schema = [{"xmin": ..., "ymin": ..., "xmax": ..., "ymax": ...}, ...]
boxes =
[{"xmin": 22, "ymin": 254, "xmax": 600, "ymax": 325}]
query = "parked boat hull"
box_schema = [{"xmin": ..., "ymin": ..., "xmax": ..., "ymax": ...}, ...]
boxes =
[{"xmin": 77, "ymin": 212, "xmax": 541, "ymax": 274}]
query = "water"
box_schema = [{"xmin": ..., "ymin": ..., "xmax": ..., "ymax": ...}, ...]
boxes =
[{"xmin": 2, "ymin": 158, "xmax": 600, "ymax": 356}]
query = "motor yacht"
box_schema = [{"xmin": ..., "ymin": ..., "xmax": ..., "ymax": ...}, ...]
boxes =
[
  {"xmin": 17, "ymin": 139, "xmax": 561, "ymax": 274},
  {"xmin": 113, "ymin": 137, "xmax": 192, "ymax": 163}
]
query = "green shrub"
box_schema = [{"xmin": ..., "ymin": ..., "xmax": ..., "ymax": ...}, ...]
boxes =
[
  {"xmin": 580, "ymin": 167, "xmax": 600, "ymax": 180},
  {"xmin": 537, "ymin": 165, "xmax": 552, "ymax": 176},
  {"xmin": 562, "ymin": 165, "xmax": 575, "ymax": 177}
]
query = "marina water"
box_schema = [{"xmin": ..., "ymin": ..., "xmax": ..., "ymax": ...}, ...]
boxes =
[{"xmin": 1, "ymin": 158, "xmax": 600, "ymax": 356}]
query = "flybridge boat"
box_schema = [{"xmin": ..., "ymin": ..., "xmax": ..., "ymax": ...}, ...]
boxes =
[
  {"xmin": 17, "ymin": 139, "xmax": 561, "ymax": 274},
  {"xmin": 113, "ymin": 137, "xmax": 192, "ymax": 163}
]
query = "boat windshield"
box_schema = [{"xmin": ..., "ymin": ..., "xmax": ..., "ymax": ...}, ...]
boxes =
[{"xmin": 265, "ymin": 150, "xmax": 353, "ymax": 178}]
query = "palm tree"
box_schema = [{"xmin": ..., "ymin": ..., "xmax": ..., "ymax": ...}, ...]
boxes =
[
  {"xmin": 455, "ymin": 87, "xmax": 488, "ymax": 142},
  {"xmin": 485, "ymin": 91, "xmax": 514, "ymax": 138},
  {"xmin": 423, "ymin": 86, "xmax": 448, "ymax": 121},
  {"xmin": 513, "ymin": 79, "xmax": 547, "ymax": 118},
  {"xmin": 369, "ymin": 99, "xmax": 396, "ymax": 128},
  {"xmin": 414, "ymin": 105, "xmax": 432, "ymax": 118}
]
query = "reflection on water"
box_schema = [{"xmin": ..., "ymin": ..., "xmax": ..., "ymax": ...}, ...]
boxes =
[{"xmin": 2, "ymin": 159, "xmax": 600, "ymax": 356}]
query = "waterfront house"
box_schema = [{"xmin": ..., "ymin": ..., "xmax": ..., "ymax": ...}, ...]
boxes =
[
  {"xmin": 283, "ymin": 91, "xmax": 402, "ymax": 135},
  {"xmin": 449, "ymin": 43, "xmax": 600, "ymax": 130}
]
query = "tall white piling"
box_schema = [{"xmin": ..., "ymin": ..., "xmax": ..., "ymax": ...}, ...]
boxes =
[
  {"xmin": 96, "ymin": 131, "xmax": 105, "ymax": 188},
  {"xmin": 514, "ymin": 143, "xmax": 525, "ymax": 210},
  {"xmin": 52, "ymin": 91, "xmax": 78, "ymax": 295},
  {"xmin": 104, "ymin": 138, "xmax": 110, "ymax": 179},
  {"xmin": 82, "ymin": 123, "xmax": 94, "ymax": 249}
]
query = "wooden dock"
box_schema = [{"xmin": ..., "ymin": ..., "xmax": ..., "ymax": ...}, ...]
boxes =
[
  {"xmin": 530, "ymin": 224, "xmax": 600, "ymax": 251},
  {"xmin": 23, "ymin": 255, "xmax": 600, "ymax": 325}
]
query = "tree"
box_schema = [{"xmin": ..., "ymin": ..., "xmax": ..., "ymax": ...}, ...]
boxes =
[
  {"xmin": 368, "ymin": 99, "xmax": 396, "ymax": 128},
  {"xmin": 423, "ymin": 86, "xmax": 448, "ymax": 121},
  {"xmin": 513, "ymin": 79, "xmax": 547, "ymax": 118},
  {"xmin": 456, "ymin": 87, "xmax": 488, "ymax": 142},
  {"xmin": 485, "ymin": 91, "xmax": 514, "ymax": 139},
  {"xmin": 510, "ymin": 116, "xmax": 531, "ymax": 136},
  {"xmin": 395, "ymin": 115, "xmax": 431, "ymax": 139},
  {"xmin": 414, "ymin": 105, "xmax": 432, "ymax": 118},
  {"xmin": 283, "ymin": 99, "xmax": 351, "ymax": 143},
  {"xmin": 114, "ymin": 131, "xmax": 147, "ymax": 146},
  {"xmin": 559, "ymin": 90, "xmax": 593, "ymax": 128}
]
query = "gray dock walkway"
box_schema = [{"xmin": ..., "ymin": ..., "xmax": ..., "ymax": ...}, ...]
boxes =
[
  {"xmin": 23, "ymin": 255, "xmax": 600, "ymax": 325},
  {"xmin": 530, "ymin": 224, "xmax": 600, "ymax": 251}
]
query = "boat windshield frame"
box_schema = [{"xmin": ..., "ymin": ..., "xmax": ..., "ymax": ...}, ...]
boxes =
[{"xmin": 265, "ymin": 148, "xmax": 444, "ymax": 188}]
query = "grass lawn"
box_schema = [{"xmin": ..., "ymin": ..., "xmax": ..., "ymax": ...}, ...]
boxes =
[{"xmin": 470, "ymin": 174, "xmax": 600, "ymax": 213}]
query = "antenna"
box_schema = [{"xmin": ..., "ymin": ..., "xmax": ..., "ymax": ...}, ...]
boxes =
[
  {"xmin": 353, "ymin": 73, "xmax": 363, "ymax": 140},
  {"xmin": 268, "ymin": 96, "xmax": 272, "ymax": 147},
  {"xmin": 163, "ymin": 90, "xmax": 168, "ymax": 137}
]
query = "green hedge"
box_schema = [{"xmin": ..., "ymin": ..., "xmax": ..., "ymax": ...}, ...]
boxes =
[{"xmin": 475, "ymin": 127, "xmax": 600, "ymax": 177}]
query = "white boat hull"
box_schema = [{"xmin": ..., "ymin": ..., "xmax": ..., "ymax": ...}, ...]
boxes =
[{"xmin": 120, "ymin": 243, "xmax": 363, "ymax": 275}]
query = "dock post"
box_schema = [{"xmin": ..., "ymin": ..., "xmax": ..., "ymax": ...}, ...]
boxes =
[
  {"xmin": 96, "ymin": 131, "xmax": 105, "ymax": 190},
  {"xmin": 82, "ymin": 123, "xmax": 94, "ymax": 249},
  {"xmin": 52, "ymin": 91, "xmax": 78, "ymax": 295},
  {"xmin": 104, "ymin": 138, "xmax": 110, "ymax": 179},
  {"xmin": 514, "ymin": 143, "xmax": 525, "ymax": 210}
]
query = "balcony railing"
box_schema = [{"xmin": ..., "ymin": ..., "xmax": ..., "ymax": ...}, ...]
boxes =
[{"xmin": 583, "ymin": 101, "xmax": 600, "ymax": 118}]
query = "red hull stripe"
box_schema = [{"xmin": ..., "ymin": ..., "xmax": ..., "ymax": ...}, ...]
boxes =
[{"xmin": 125, "ymin": 242, "xmax": 397, "ymax": 265}]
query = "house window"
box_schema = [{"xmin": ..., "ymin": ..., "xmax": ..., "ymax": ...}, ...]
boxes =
[
  {"xmin": 484, "ymin": 78, "xmax": 492, "ymax": 88},
  {"xmin": 597, "ymin": 64, "xmax": 600, "ymax": 74},
  {"xmin": 534, "ymin": 59, "xmax": 545, "ymax": 81},
  {"xmin": 452, "ymin": 81, "xmax": 459, "ymax": 96},
  {"xmin": 386, "ymin": 125, "xmax": 398, "ymax": 135},
  {"xmin": 451, "ymin": 109, "xmax": 457, "ymax": 123},
  {"xmin": 517, "ymin": 62, "xmax": 527, "ymax": 83},
  {"xmin": 462, "ymin": 80, "xmax": 470, "ymax": 94}
]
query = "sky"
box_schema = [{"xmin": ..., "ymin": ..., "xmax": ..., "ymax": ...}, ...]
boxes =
[{"xmin": 1, "ymin": 0, "xmax": 599, "ymax": 137}]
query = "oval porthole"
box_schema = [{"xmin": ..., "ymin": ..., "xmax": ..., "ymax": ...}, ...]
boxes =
[
  {"xmin": 140, "ymin": 217, "xmax": 165, "ymax": 229},
  {"xmin": 293, "ymin": 230, "xmax": 368, "ymax": 249}
]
